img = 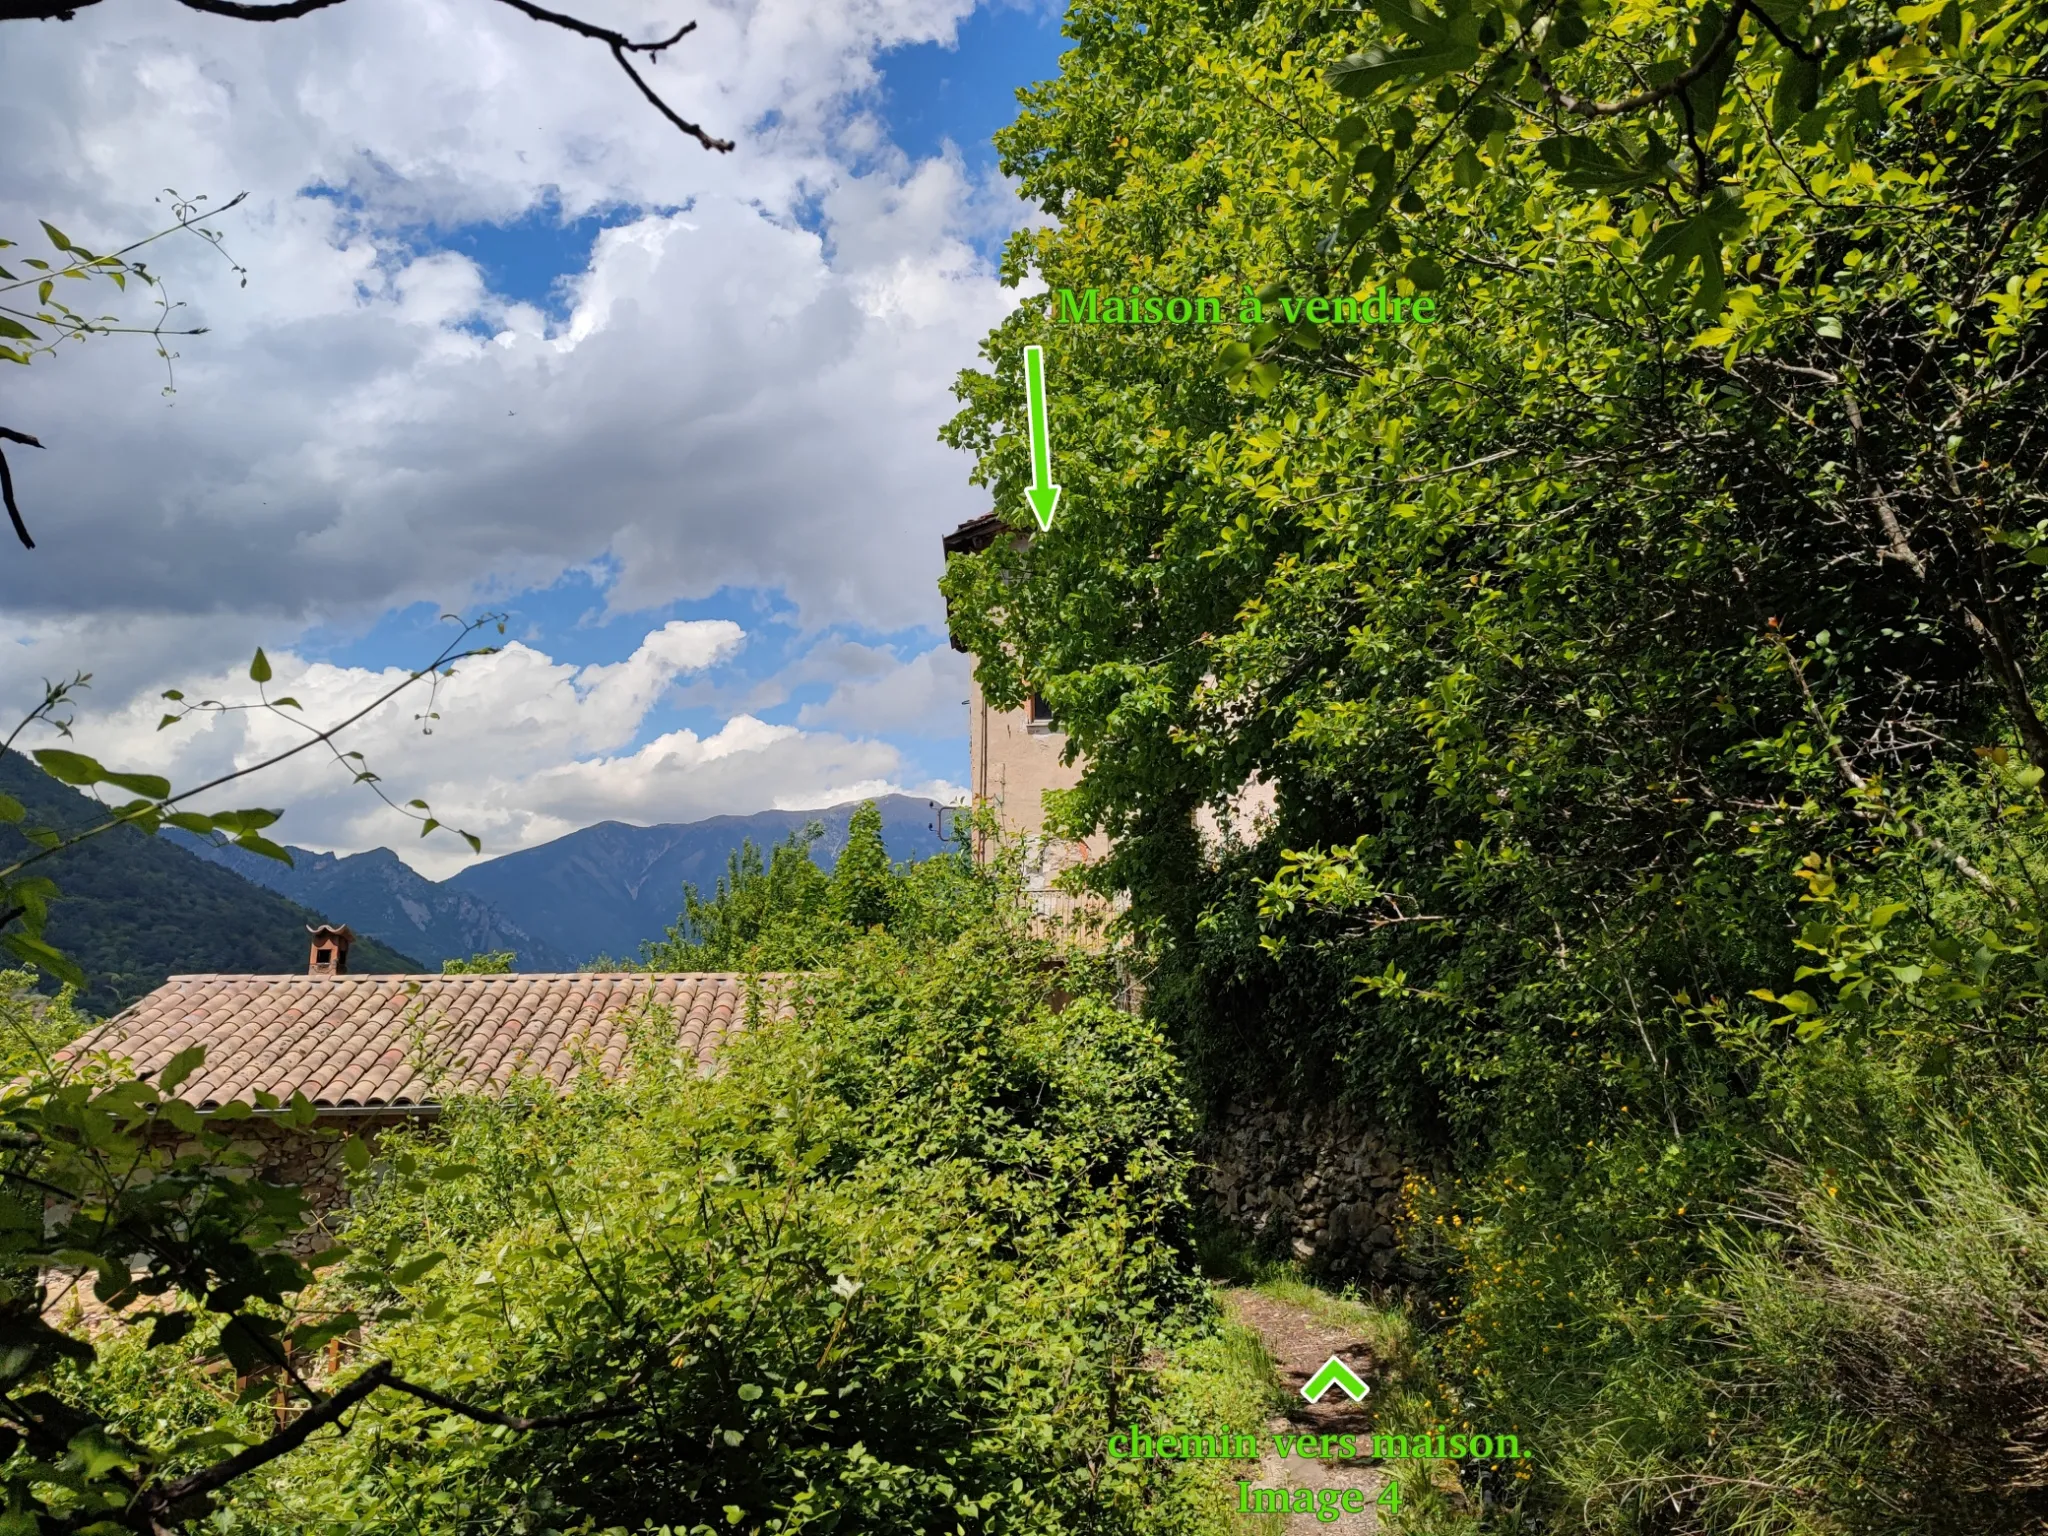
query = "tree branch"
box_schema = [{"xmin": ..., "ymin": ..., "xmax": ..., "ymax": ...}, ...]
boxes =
[
  {"xmin": 130, "ymin": 1361, "xmax": 392, "ymax": 1522},
  {"xmin": 172, "ymin": 0, "xmax": 346, "ymax": 17},
  {"xmin": 375, "ymin": 1371, "xmax": 640, "ymax": 1429},
  {"xmin": 0, "ymin": 429, "xmax": 42, "ymax": 550},
  {"xmin": 0, "ymin": 625, "xmax": 497, "ymax": 888},
  {"xmin": 1524, "ymin": 1, "xmax": 1748, "ymax": 119},
  {"xmin": 2, "ymin": 0, "xmax": 730, "ymax": 149}
]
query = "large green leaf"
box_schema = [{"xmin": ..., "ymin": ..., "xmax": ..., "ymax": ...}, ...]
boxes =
[
  {"xmin": 31, "ymin": 748, "xmax": 104, "ymax": 787},
  {"xmin": 1328, "ymin": 42, "xmax": 1480, "ymax": 97},
  {"xmin": 99, "ymin": 771, "xmax": 170, "ymax": 800}
]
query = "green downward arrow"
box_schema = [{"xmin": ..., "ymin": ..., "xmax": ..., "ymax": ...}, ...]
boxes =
[
  {"xmin": 1301, "ymin": 1355, "xmax": 1370, "ymax": 1404},
  {"xmin": 1023, "ymin": 344, "xmax": 1062, "ymax": 531}
]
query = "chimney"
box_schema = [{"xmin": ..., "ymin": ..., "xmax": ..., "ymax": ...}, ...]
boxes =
[{"xmin": 307, "ymin": 924, "xmax": 354, "ymax": 976}]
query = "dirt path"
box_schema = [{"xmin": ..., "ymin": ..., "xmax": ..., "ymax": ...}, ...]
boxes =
[{"xmin": 1222, "ymin": 1288, "xmax": 1392, "ymax": 1534}]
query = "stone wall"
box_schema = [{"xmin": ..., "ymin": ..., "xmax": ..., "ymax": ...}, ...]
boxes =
[
  {"xmin": 1203, "ymin": 1095, "xmax": 1421, "ymax": 1284},
  {"xmin": 176, "ymin": 1113, "xmax": 429, "ymax": 1254}
]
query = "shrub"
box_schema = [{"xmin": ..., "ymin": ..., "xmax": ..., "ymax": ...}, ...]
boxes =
[{"xmin": 223, "ymin": 908, "xmax": 1202, "ymax": 1535}]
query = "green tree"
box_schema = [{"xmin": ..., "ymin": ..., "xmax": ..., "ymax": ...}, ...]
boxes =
[
  {"xmin": 224, "ymin": 914, "xmax": 1199, "ymax": 1536},
  {"xmin": 827, "ymin": 800, "xmax": 896, "ymax": 932},
  {"xmin": 940, "ymin": 0, "xmax": 2048, "ymax": 1525},
  {"xmin": 642, "ymin": 824, "xmax": 835, "ymax": 970},
  {"xmin": 441, "ymin": 950, "xmax": 516, "ymax": 974}
]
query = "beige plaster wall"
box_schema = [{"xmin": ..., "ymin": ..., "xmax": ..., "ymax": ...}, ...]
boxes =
[{"xmin": 966, "ymin": 677, "xmax": 1111, "ymax": 925}]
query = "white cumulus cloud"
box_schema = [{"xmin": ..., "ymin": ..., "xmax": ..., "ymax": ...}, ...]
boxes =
[{"xmin": 38, "ymin": 620, "xmax": 958, "ymax": 878}]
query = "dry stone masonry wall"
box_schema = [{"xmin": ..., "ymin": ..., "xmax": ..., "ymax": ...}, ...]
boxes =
[{"xmin": 1204, "ymin": 1096, "xmax": 1420, "ymax": 1284}]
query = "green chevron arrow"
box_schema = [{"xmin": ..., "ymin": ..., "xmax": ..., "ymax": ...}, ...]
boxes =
[
  {"xmin": 1023, "ymin": 343, "xmax": 1062, "ymax": 531},
  {"xmin": 1301, "ymin": 1355, "xmax": 1370, "ymax": 1404}
]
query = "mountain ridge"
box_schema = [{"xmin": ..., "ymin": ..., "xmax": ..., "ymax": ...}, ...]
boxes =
[
  {"xmin": 0, "ymin": 753, "xmax": 423, "ymax": 1015},
  {"xmin": 181, "ymin": 795, "xmax": 954, "ymax": 970}
]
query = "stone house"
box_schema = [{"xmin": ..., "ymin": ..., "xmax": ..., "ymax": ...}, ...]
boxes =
[
  {"xmin": 61, "ymin": 926, "xmax": 791, "ymax": 1249},
  {"xmin": 942, "ymin": 513, "xmax": 1108, "ymax": 923},
  {"xmin": 941, "ymin": 514, "xmax": 1276, "ymax": 916}
]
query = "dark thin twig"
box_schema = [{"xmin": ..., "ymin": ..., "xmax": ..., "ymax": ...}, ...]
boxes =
[
  {"xmin": 376, "ymin": 1372, "xmax": 640, "ymax": 1429},
  {"xmin": 0, "ymin": 430, "xmax": 42, "ymax": 550}
]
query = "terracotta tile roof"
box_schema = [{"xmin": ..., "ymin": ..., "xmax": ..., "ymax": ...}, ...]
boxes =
[{"xmin": 62, "ymin": 973, "xmax": 793, "ymax": 1111}]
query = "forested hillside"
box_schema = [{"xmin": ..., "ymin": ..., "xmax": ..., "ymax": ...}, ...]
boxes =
[
  {"xmin": 0, "ymin": 754, "xmax": 421, "ymax": 1013},
  {"xmin": 942, "ymin": 0, "xmax": 2048, "ymax": 1527}
]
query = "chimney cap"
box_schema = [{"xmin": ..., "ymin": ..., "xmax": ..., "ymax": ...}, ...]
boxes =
[{"xmin": 307, "ymin": 924, "xmax": 355, "ymax": 976}]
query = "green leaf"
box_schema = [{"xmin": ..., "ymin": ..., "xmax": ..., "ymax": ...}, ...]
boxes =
[
  {"xmin": 39, "ymin": 222, "xmax": 73, "ymax": 252},
  {"xmin": 165, "ymin": 811, "xmax": 219, "ymax": 835},
  {"xmin": 287, "ymin": 1312, "xmax": 360, "ymax": 1355},
  {"xmin": 216, "ymin": 1314, "xmax": 282, "ymax": 1375},
  {"xmin": 158, "ymin": 1099, "xmax": 204, "ymax": 1135},
  {"xmin": 1680, "ymin": 4, "xmax": 1739, "ymax": 139},
  {"xmin": 157, "ymin": 1045, "xmax": 207, "ymax": 1095},
  {"xmin": 0, "ymin": 317, "xmax": 37, "ymax": 342},
  {"xmin": 1534, "ymin": 135, "xmax": 1661, "ymax": 192},
  {"xmin": 211, "ymin": 807, "xmax": 282, "ymax": 833},
  {"xmin": 146, "ymin": 1311, "xmax": 198, "ymax": 1349},
  {"xmin": 1770, "ymin": 54, "xmax": 1821, "ymax": 133},
  {"xmin": 342, "ymin": 1135, "xmax": 372, "ymax": 1173},
  {"xmin": 0, "ymin": 931, "xmax": 83, "ymax": 987},
  {"xmin": 234, "ymin": 833, "xmax": 294, "ymax": 866},
  {"xmin": 32, "ymin": 747, "xmax": 105, "ymax": 786},
  {"xmin": 393, "ymin": 1252, "xmax": 446, "ymax": 1285},
  {"xmin": 1406, "ymin": 255, "xmax": 1446, "ymax": 291},
  {"xmin": 0, "ymin": 794, "xmax": 22, "ymax": 824},
  {"xmin": 248, "ymin": 647, "xmax": 272, "ymax": 684},
  {"xmin": 100, "ymin": 771, "xmax": 171, "ymax": 800},
  {"xmin": 1327, "ymin": 40, "xmax": 1480, "ymax": 97}
]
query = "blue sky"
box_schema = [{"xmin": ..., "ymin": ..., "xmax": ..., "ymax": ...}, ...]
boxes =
[{"xmin": 0, "ymin": 0, "xmax": 1075, "ymax": 874}]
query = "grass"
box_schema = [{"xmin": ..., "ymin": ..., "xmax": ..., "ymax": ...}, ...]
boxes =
[{"xmin": 1151, "ymin": 1318, "xmax": 1290, "ymax": 1534}]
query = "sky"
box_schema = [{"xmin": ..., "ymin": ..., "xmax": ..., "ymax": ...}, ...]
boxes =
[{"xmin": 0, "ymin": 0, "xmax": 1067, "ymax": 877}]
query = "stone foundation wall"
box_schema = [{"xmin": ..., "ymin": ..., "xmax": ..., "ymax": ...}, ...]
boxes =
[
  {"xmin": 1203, "ymin": 1095, "xmax": 1421, "ymax": 1284},
  {"xmin": 175, "ymin": 1113, "xmax": 430, "ymax": 1253}
]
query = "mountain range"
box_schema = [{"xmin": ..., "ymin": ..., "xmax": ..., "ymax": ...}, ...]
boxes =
[
  {"xmin": 177, "ymin": 795, "xmax": 953, "ymax": 970},
  {"xmin": 0, "ymin": 753, "xmax": 422, "ymax": 1015}
]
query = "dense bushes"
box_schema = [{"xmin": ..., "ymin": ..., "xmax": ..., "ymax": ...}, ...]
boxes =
[
  {"xmin": 938, "ymin": 0, "xmax": 2048, "ymax": 1528},
  {"xmin": 215, "ymin": 879, "xmax": 1205, "ymax": 1536}
]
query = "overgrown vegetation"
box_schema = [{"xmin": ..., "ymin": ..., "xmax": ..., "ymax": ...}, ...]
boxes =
[
  {"xmin": 940, "ymin": 0, "xmax": 2048, "ymax": 1528},
  {"xmin": 641, "ymin": 802, "xmax": 988, "ymax": 972},
  {"xmin": 199, "ymin": 853, "xmax": 1212, "ymax": 1535}
]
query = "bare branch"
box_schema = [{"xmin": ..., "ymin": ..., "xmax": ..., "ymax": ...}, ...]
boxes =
[
  {"xmin": 133, "ymin": 1361, "xmax": 393, "ymax": 1520},
  {"xmin": 0, "ymin": 431, "xmax": 42, "ymax": 550},
  {"xmin": 375, "ymin": 1372, "xmax": 640, "ymax": 1430},
  {"xmin": 172, "ymin": 0, "xmax": 346, "ymax": 18}
]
